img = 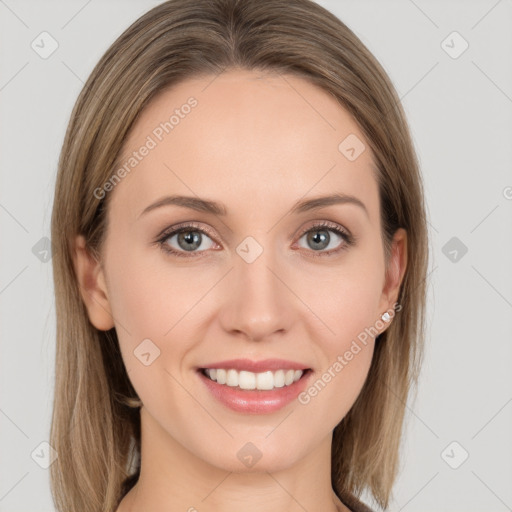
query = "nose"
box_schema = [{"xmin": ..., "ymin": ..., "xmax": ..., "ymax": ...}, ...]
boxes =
[{"xmin": 217, "ymin": 245, "xmax": 296, "ymax": 342}]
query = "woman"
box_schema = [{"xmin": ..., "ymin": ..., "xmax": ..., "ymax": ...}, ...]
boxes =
[{"xmin": 50, "ymin": 1, "xmax": 429, "ymax": 511}]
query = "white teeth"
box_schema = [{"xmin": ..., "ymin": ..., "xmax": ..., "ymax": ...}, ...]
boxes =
[
  {"xmin": 256, "ymin": 371, "xmax": 274, "ymax": 390},
  {"xmin": 226, "ymin": 369, "xmax": 238, "ymax": 387},
  {"xmin": 239, "ymin": 371, "xmax": 256, "ymax": 390},
  {"xmin": 216, "ymin": 369, "xmax": 226, "ymax": 384},
  {"xmin": 273, "ymin": 370, "xmax": 285, "ymax": 388},
  {"xmin": 203, "ymin": 368, "xmax": 305, "ymax": 390}
]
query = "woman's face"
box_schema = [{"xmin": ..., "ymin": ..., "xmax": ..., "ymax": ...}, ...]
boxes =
[{"xmin": 76, "ymin": 69, "xmax": 406, "ymax": 474}]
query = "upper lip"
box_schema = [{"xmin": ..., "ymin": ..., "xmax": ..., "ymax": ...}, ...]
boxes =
[{"xmin": 198, "ymin": 358, "xmax": 310, "ymax": 372}]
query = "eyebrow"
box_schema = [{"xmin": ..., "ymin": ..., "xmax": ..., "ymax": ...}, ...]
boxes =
[{"xmin": 138, "ymin": 193, "xmax": 369, "ymax": 219}]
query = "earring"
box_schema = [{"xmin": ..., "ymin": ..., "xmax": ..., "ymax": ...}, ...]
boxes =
[{"xmin": 381, "ymin": 312, "xmax": 391, "ymax": 323}]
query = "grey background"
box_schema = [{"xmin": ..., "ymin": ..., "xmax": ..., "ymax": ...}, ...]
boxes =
[{"xmin": 1, "ymin": 0, "xmax": 511, "ymax": 510}]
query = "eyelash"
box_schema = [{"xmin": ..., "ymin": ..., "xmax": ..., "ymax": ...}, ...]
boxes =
[{"xmin": 154, "ymin": 221, "xmax": 356, "ymax": 259}]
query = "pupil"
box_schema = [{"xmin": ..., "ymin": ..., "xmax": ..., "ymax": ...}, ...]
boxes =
[
  {"xmin": 179, "ymin": 231, "xmax": 201, "ymax": 251},
  {"xmin": 308, "ymin": 230, "xmax": 329, "ymax": 250}
]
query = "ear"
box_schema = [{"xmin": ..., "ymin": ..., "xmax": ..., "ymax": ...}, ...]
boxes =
[
  {"xmin": 72, "ymin": 234, "xmax": 115, "ymax": 331},
  {"xmin": 378, "ymin": 228, "xmax": 408, "ymax": 320}
]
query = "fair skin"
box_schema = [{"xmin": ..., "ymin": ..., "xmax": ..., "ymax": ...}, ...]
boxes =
[{"xmin": 73, "ymin": 69, "xmax": 407, "ymax": 512}]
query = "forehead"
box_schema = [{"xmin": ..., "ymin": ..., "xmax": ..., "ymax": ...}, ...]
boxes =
[{"xmin": 110, "ymin": 69, "xmax": 379, "ymax": 223}]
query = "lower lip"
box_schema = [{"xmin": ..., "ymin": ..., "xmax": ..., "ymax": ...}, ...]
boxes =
[{"xmin": 198, "ymin": 370, "xmax": 312, "ymax": 414}]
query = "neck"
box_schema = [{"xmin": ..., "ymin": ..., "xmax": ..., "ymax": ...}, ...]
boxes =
[{"xmin": 117, "ymin": 407, "xmax": 349, "ymax": 512}]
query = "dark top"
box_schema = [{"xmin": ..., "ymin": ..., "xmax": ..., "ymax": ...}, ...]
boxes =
[{"xmin": 338, "ymin": 490, "xmax": 375, "ymax": 512}]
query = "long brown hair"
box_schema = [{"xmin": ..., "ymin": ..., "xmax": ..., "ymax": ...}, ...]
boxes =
[{"xmin": 50, "ymin": 0, "xmax": 429, "ymax": 510}]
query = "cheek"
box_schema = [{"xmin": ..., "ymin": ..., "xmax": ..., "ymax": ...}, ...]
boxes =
[
  {"xmin": 103, "ymin": 241, "xmax": 223, "ymax": 402},
  {"xmin": 105, "ymin": 238, "xmax": 208, "ymax": 341},
  {"xmin": 293, "ymin": 253, "xmax": 383, "ymax": 414},
  {"xmin": 105, "ymin": 252, "xmax": 201, "ymax": 418},
  {"xmin": 297, "ymin": 343, "xmax": 373, "ymax": 438},
  {"xmin": 101, "ymin": 241, "xmax": 190, "ymax": 394},
  {"xmin": 299, "ymin": 256, "xmax": 385, "ymax": 348},
  {"xmin": 296, "ymin": 271, "xmax": 381, "ymax": 426}
]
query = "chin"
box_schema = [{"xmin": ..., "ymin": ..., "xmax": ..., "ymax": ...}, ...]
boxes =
[{"xmin": 193, "ymin": 433, "xmax": 311, "ymax": 474}]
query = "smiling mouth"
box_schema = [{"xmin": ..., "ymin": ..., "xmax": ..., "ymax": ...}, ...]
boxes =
[{"xmin": 199, "ymin": 368, "xmax": 311, "ymax": 391}]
